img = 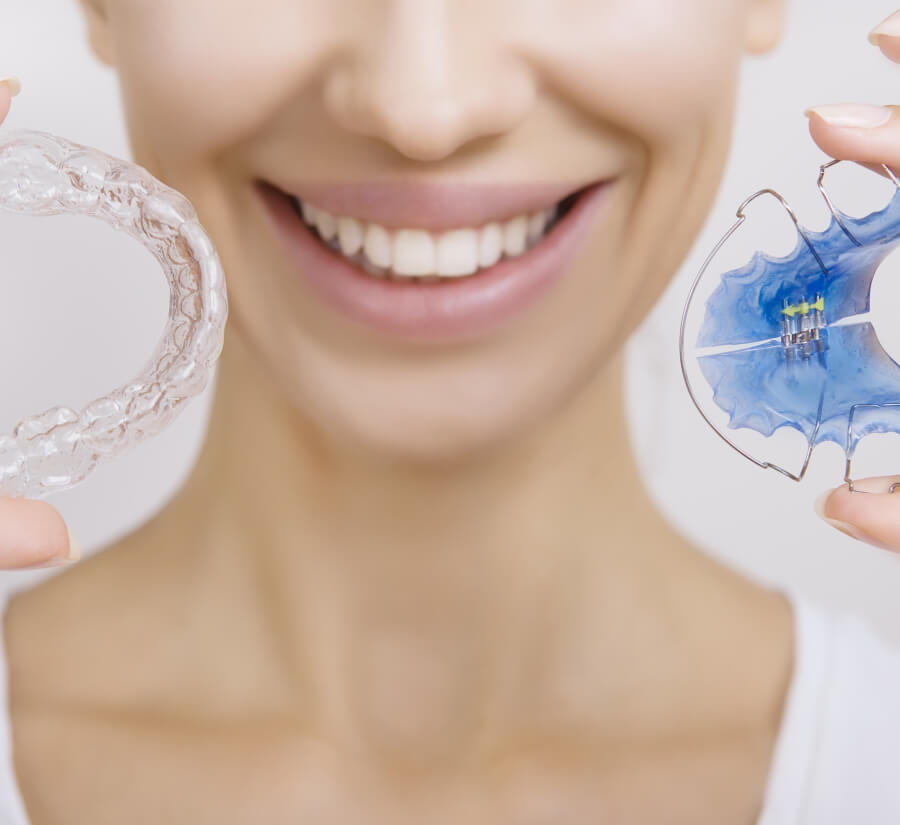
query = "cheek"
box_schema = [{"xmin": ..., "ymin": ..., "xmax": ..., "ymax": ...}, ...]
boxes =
[
  {"xmin": 111, "ymin": 0, "xmax": 745, "ymax": 157},
  {"xmin": 537, "ymin": 3, "xmax": 746, "ymax": 331},
  {"xmin": 516, "ymin": 0, "xmax": 745, "ymax": 142},
  {"xmin": 109, "ymin": 0, "xmax": 326, "ymax": 156}
]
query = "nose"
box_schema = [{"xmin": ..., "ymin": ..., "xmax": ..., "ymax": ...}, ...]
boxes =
[{"xmin": 321, "ymin": 1, "xmax": 536, "ymax": 163}]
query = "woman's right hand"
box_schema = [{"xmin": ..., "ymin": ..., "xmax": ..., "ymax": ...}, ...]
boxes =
[{"xmin": 0, "ymin": 77, "xmax": 80, "ymax": 570}]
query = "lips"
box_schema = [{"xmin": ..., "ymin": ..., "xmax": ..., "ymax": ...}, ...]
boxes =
[{"xmin": 257, "ymin": 177, "xmax": 615, "ymax": 343}]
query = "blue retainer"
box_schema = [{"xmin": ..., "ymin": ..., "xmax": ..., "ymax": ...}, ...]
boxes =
[{"xmin": 696, "ymin": 187, "xmax": 900, "ymax": 459}]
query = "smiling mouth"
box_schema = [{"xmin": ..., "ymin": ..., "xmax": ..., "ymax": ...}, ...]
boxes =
[
  {"xmin": 258, "ymin": 175, "xmax": 614, "ymax": 340},
  {"xmin": 269, "ymin": 184, "xmax": 588, "ymax": 283}
]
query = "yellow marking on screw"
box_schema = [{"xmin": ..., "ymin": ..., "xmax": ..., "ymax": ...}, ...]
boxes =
[{"xmin": 781, "ymin": 296, "xmax": 824, "ymax": 317}]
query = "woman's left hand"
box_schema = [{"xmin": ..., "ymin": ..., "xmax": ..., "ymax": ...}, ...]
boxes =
[{"xmin": 809, "ymin": 10, "xmax": 900, "ymax": 551}]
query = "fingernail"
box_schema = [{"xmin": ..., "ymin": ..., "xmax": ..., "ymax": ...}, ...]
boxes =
[
  {"xmin": 805, "ymin": 103, "xmax": 893, "ymax": 128},
  {"xmin": 64, "ymin": 525, "xmax": 81, "ymax": 562},
  {"xmin": 813, "ymin": 489, "xmax": 883, "ymax": 544},
  {"xmin": 813, "ymin": 489, "xmax": 864, "ymax": 539},
  {"xmin": 24, "ymin": 526, "xmax": 81, "ymax": 569},
  {"xmin": 869, "ymin": 11, "xmax": 900, "ymax": 44},
  {"xmin": 0, "ymin": 77, "xmax": 21, "ymax": 97}
]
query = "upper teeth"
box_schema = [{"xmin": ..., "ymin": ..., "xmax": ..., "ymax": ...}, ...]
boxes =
[{"xmin": 294, "ymin": 198, "xmax": 560, "ymax": 279}]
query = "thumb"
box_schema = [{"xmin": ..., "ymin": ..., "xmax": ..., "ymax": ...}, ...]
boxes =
[
  {"xmin": 0, "ymin": 495, "xmax": 81, "ymax": 569},
  {"xmin": 816, "ymin": 477, "xmax": 900, "ymax": 552}
]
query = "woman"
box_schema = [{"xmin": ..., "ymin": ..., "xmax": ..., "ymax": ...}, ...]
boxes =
[{"xmin": 0, "ymin": 1, "xmax": 899, "ymax": 822}]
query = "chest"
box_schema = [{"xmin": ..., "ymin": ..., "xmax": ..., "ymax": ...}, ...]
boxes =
[{"xmin": 9, "ymin": 709, "xmax": 770, "ymax": 825}]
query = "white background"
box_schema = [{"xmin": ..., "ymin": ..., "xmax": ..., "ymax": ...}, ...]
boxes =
[{"xmin": 2, "ymin": 1, "xmax": 900, "ymax": 639}]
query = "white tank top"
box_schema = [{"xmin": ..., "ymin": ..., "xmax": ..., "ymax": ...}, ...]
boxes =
[{"xmin": 0, "ymin": 585, "xmax": 898, "ymax": 823}]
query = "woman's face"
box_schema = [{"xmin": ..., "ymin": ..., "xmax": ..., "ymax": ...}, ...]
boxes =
[{"xmin": 81, "ymin": 0, "xmax": 783, "ymax": 462}]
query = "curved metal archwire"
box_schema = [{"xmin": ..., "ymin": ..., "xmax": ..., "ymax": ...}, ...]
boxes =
[
  {"xmin": 817, "ymin": 159, "xmax": 900, "ymax": 248},
  {"xmin": 679, "ymin": 189, "xmax": 826, "ymax": 483},
  {"xmin": 845, "ymin": 403, "xmax": 900, "ymax": 493}
]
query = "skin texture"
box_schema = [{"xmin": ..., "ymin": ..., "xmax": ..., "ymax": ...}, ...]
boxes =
[{"xmin": 3, "ymin": 3, "xmax": 898, "ymax": 823}]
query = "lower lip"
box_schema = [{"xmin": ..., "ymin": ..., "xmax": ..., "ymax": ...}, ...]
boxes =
[{"xmin": 258, "ymin": 179, "xmax": 614, "ymax": 342}]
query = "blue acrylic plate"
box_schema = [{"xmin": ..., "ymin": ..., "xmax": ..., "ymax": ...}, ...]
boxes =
[{"xmin": 680, "ymin": 163, "xmax": 900, "ymax": 487}]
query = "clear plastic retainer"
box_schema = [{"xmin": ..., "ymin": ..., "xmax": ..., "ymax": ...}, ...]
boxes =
[{"xmin": 0, "ymin": 129, "xmax": 228, "ymax": 498}]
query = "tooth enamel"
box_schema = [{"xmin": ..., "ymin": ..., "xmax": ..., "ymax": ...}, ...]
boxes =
[
  {"xmin": 302, "ymin": 201, "xmax": 318, "ymax": 226},
  {"xmin": 359, "ymin": 255, "xmax": 388, "ymax": 277},
  {"xmin": 527, "ymin": 210, "xmax": 547, "ymax": 245},
  {"xmin": 294, "ymin": 193, "xmax": 569, "ymax": 279},
  {"xmin": 436, "ymin": 229, "xmax": 479, "ymax": 277},
  {"xmin": 479, "ymin": 223, "xmax": 503, "ymax": 269},
  {"xmin": 316, "ymin": 209, "xmax": 338, "ymax": 241},
  {"xmin": 393, "ymin": 229, "xmax": 436, "ymax": 276},
  {"xmin": 338, "ymin": 216, "xmax": 364, "ymax": 257},
  {"xmin": 364, "ymin": 223, "xmax": 393, "ymax": 269},
  {"xmin": 503, "ymin": 215, "xmax": 528, "ymax": 257}
]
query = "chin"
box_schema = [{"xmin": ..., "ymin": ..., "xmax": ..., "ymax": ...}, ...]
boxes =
[
  {"xmin": 298, "ymin": 379, "xmax": 550, "ymax": 467},
  {"xmin": 331, "ymin": 404, "xmax": 526, "ymax": 466}
]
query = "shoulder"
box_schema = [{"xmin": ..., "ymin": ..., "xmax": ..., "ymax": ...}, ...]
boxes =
[{"xmin": 787, "ymin": 596, "xmax": 900, "ymax": 824}]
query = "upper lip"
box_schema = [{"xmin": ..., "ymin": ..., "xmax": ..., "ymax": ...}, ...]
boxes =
[{"xmin": 261, "ymin": 178, "xmax": 606, "ymax": 233}]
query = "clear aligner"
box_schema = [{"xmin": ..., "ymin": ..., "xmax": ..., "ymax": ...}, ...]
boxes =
[{"xmin": 0, "ymin": 129, "xmax": 228, "ymax": 498}]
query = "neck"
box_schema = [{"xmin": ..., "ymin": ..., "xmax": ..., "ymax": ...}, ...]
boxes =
[{"xmin": 153, "ymin": 328, "xmax": 747, "ymax": 767}]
